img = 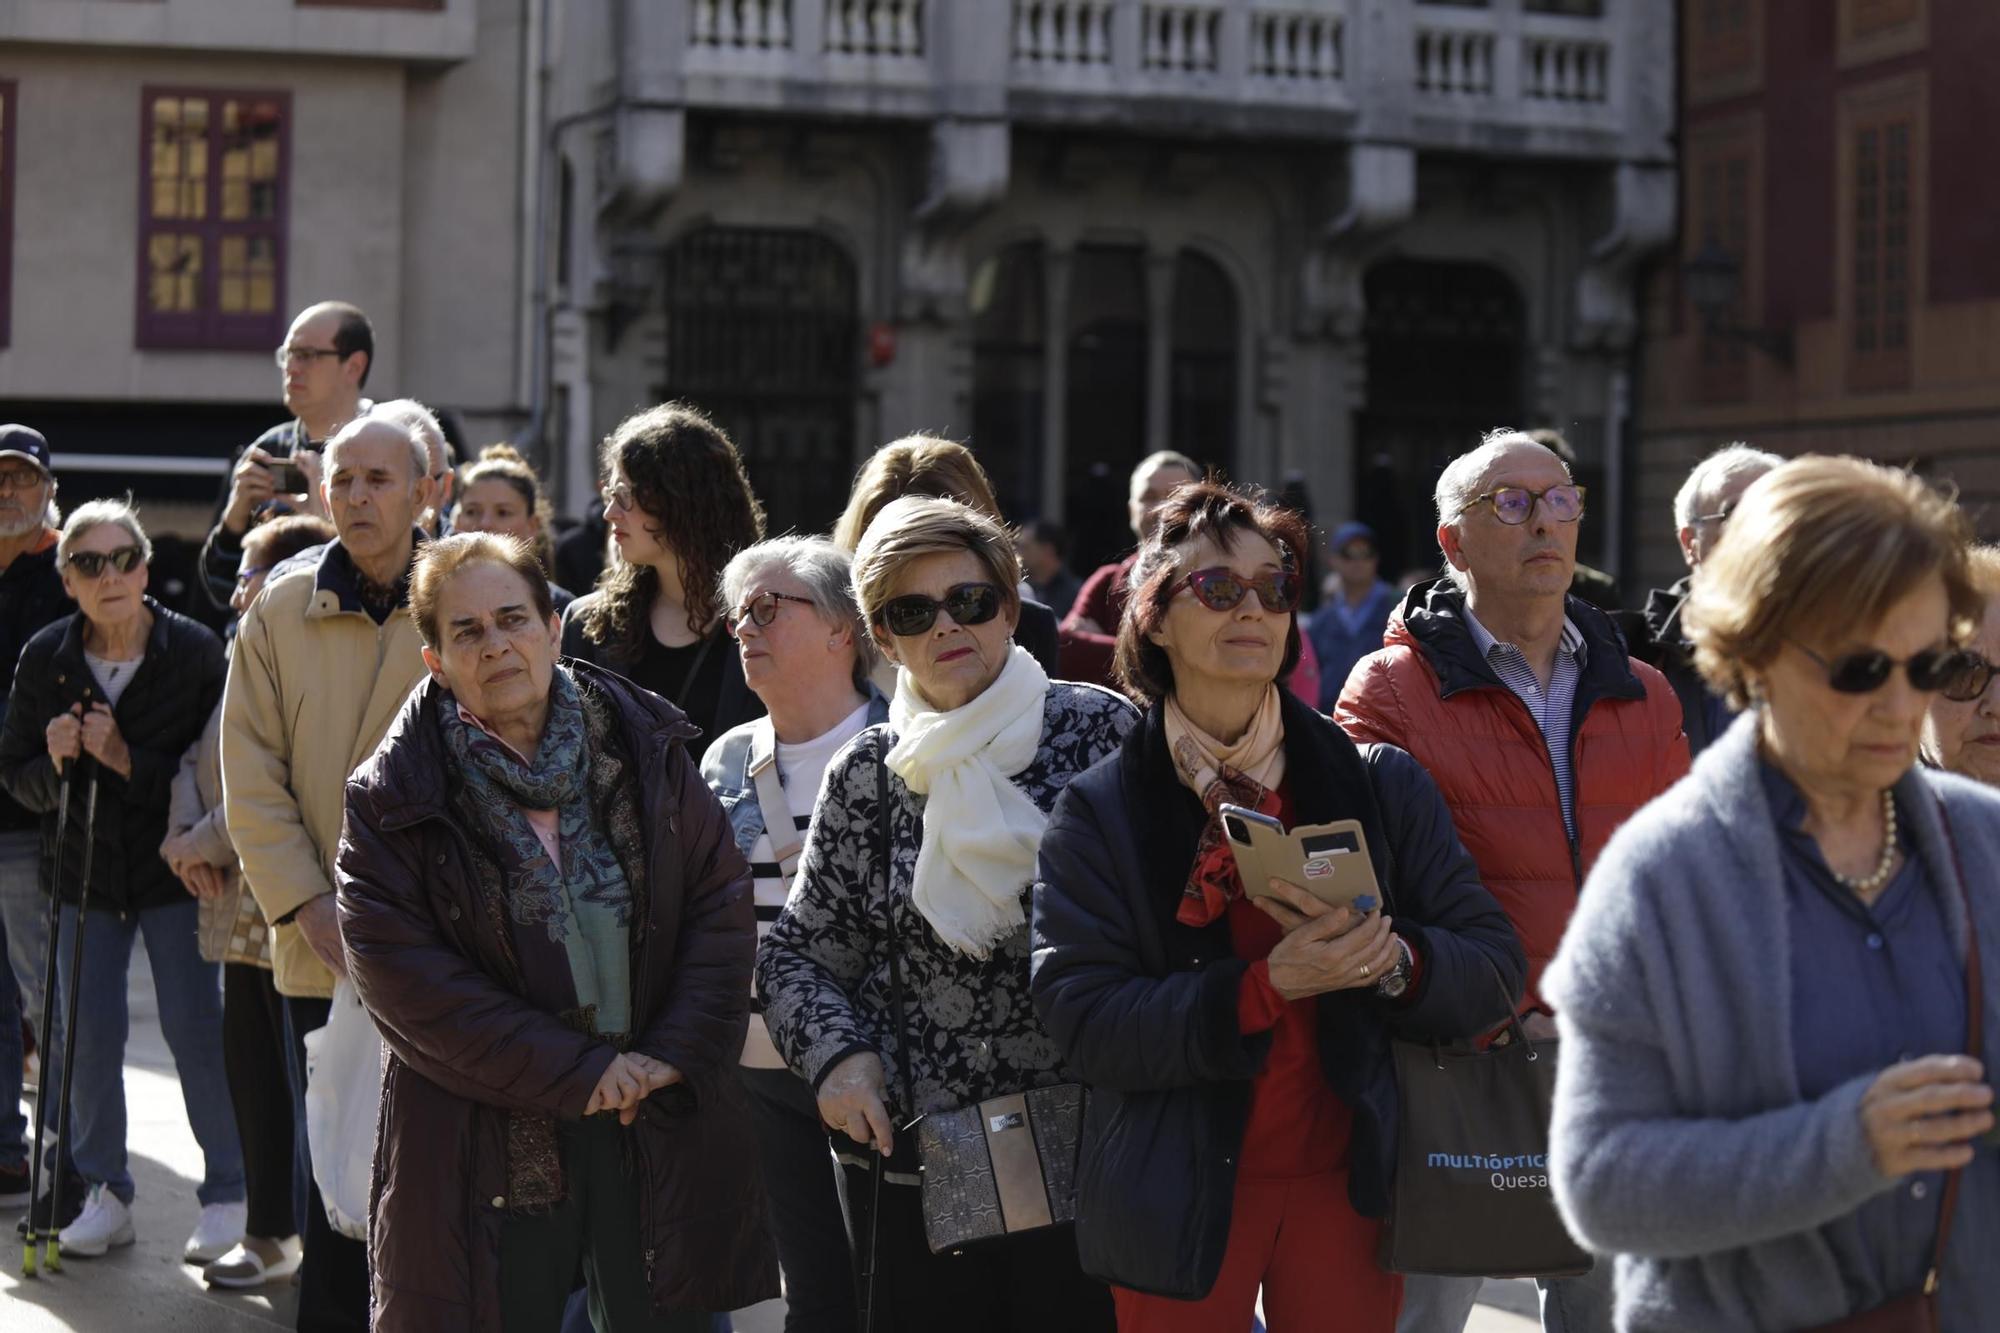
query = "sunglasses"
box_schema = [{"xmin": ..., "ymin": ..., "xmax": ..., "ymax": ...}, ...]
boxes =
[
  {"xmin": 1789, "ymin": 639, "xmax": 1992, "ymax": 702},
  {"xmin": 725, "ymin": 590, "xmax": 815, "ymax": 637},
  {"xmin": 1174, "ymin": 567, "xmax": 1301, "ymax": 614},
  {"xmin": 1460, "ymin": 484, "xmax": 1587, "ymax": 526},
  {"xmin": 66, "ymin": 546, "xmax": 144, "ymax": 579},
  {"xmin": 877, "ymin": 583, "xmax": 1002, "ymax": 638}
]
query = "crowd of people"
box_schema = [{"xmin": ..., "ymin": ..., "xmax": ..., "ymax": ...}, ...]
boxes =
[{"xmin": 0, "ymin": 296, "xmax": 1996, "ymax": 1333}]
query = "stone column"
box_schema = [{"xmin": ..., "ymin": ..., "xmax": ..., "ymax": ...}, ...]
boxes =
[
  {"xmin": 1145, "ymin": 248, "xmax": 1177, "ymax": 454},
  {"xmin": 1040, "ymin": 248, "xmax": 1073, "ymax": 521}
]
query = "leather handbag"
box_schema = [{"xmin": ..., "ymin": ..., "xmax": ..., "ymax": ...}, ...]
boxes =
[
  {"xmin": 873, "ymin": 759, "xmax": 1087, "ymax": 1254},
  {"xmin": 1381, "ymin": 962, "xmax": 1594, "ymax": 1279},
  {"xmin": 1803, "ymin": 801, "xmax": 1985, "ymax": 1333}
]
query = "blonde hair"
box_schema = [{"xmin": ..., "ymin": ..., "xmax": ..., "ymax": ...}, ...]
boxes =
[
  {"xmin": 833, "ymin": 436, "xmax": 1005, "ymax": 553},
  {"xmin": 1684, "ymin": 456, "xmax": 1981, "ymax": 709},
  {"xmin": 1968, "ymin": 544, "xmax": 2000, "ymax": 599},
  {"xmin": 850, "ymin": 495, "xmax": 1022, "ymax": 632}
]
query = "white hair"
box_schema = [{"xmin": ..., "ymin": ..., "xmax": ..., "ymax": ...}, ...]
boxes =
[
  {"xmin": 57, "ymin": 497, "xmax": 151, "ymax": 568},
  {"xmin": 1431, "ymin": 428, "xmax": 1573, "ymax": 590},
  {"xmin": 718, "ymin": 535, "xmax": 879, "ymax": 691},
  {"xmin": 325, "ymin": 415, "xmax": 428, "ymax": 481},
  {"xmin": 1128, "ymin": 450, "xmax": 1200, "ymax": 497},
  {"xmin": 1672, "ymin": 443, "xmax": 1784, "ymax": 533},
  {"xmin": 368, "ymin": 399, "xmax": 447, "ymax": 476}
]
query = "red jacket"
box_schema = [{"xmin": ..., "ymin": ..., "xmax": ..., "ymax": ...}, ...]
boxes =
[
  {"xmin": 1057, "ymin": 554, "xmax": 1135, "ymax": 686},
  {"xmin": 1335, "ymin": 582, "xmax": 1688, "ymax": 1003}
]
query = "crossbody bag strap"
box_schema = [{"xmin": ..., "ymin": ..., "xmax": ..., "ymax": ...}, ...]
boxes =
[
  {"xmin": 1924, "ymin": 796, "xmax": 1984, "ymax": 1296},
  {"xmin": 878, "ymin": 750, "xmax": 917, "ymax": 1123}
]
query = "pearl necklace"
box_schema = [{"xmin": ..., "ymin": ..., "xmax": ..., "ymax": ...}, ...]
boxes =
[{"xmin": 1833, "ymin": 789, "xmax": 1899, "ymax": 897}]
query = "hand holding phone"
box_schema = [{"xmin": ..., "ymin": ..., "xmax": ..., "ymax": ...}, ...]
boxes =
[{"xmin": 1221, "ymin": 803, "xmax": 1381, "ymax": 910}]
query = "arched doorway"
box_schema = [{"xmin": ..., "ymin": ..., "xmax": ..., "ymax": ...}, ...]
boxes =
[
  {"xmin": 970, "ymin": 241, "xmax": 1047, "ymax": 525},
  {"xmin": 1169, "ymin": 250, "xmax": 1239, "ymax": 467},
  {"xmin": 1355, "ymin": 258, "xmax": 1528, "ymax": 579},
  {"xmin": 660, "ymin": 227, "xmax": 859, "ymax": 537},
  {"xmin": 1063, "ymin": 246, "xmax": 1150, "ymax": 573}
]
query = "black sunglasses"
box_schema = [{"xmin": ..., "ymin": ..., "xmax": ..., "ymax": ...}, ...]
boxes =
[
  {"xmin": 66, "ymin": 546, "xmax": 144, "ymax": 579},
  {"xmin": 877, "ymin": 583, "xmax": 1002, "ymax": 638},
  {"xmin": 1789, "ymin": 639, "xmax": 1992, "ymax": 702},
  {"xmin": 1174, "ymin": 567, "xmax": 1301, "ymax": 614},
  {"xmin": 725, "ymin": 590, "xmax": 816, "ymax": 637}
]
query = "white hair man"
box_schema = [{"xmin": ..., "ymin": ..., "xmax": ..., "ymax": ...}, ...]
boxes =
[
  {"xmin": 1057, "ymin": 449, "xmax": 1201, "ymax": 685},
  {"xmin": 1622, "ymin": 443, "xmax": 1785, "ymax": 754},
  {"xmin": 369, "ymin": 398, "xmax": 454, "ymax": 533},
  {"xmin": 219, "ymin": 413, "xmax": 435, "ymax": 1330},
  {"xmin": 1336, "ymin": 429, "xmax": 1689, "ymax": 1333}
]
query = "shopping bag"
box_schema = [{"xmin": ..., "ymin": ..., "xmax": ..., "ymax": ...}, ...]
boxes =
[{"xmin": 302, "ymin": 978, "xmax": 383, "ymax": 1242}]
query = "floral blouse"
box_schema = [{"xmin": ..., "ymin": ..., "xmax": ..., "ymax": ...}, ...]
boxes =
[{"xmin": 756, "ymin": 681, "xmax": 1137, "ymax": 1119}]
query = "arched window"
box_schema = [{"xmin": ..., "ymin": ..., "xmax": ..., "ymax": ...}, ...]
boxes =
[
  {"xmin": 970, "ymin": 242, "xmax": 1046, "ymax": 523},
  {"xmin": 1170, "ymin": 250, "xmax": 1239, "ymax": 466}
]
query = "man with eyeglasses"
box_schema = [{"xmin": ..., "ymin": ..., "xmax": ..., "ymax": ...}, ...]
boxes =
[
  {"xmin": 0, "ymin": 425, "xmax": 82, "ymax": 1222},
  {"xmin": 1616, "ymin": 444, "xmax": 1784, "ymax": 757},
  {"xmin": 1336, "ymin": 429, "xmax": 1689, "ymax": 1333},
  {"xmin": 197, "ymin": 302, "xmax": 375, "ymax": 613}
]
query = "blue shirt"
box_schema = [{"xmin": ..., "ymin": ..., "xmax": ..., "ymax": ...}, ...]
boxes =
[
  {"xmin": 1307, "ymin": 580, "xmax": 1397, "ymax": 711},
  {"xmin": 1762, "ymin": 759, "xmax": 2000, "ymax": 1320},
  {"xmin": 1464, "ymin": 606, "xmax": 1585, "ymax": 841}
]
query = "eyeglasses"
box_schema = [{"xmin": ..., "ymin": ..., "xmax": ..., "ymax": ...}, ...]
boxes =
[
  {"xmin": 877, "ymin": 583, "xmax": 1002, "ymax": 638},
  {"xmin": 274, "ymin": 345, "xmax": 343, "ymax": 370},
  {"xmin": 1174, "ymin": 567, "xmax": 1301, "ymax": 615},
  {"xmin": 1788, "ymin": 639, "xmax": 1992, "ymax": 702},
  {"xmin": 605, "ymin": 481, "xmax": 636, "ymax": 513},
  {"xmin": 65, "ymin": 546, "xmax": 144, "ymax": 579},
  {"xmin": 0, "ymin": 464, "xmax": 46, "ymax": 491},
  {"xmin": 725, "ymin": 590, "xmax": 816, "ymax": 636},
  {"xmin": 1693, "ymin": 505, "xmax": 1734, "ymax": 527},
  {"xmin": 234, "ymin": 565, "xmax": 273, "ymax": 589},
  {"xmin": 1459, "ymin": 484, "xmax": 1587, "ymax": 526}
]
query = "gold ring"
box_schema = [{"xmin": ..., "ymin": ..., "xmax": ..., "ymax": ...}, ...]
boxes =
[{"xmin": 1359, "ymin": 964, "xmax": 1371, "ymax": 978}]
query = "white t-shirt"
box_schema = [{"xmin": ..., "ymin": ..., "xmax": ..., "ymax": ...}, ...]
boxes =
[
  {"xmin": 742, "ymin": 698, "xmax": 874, "ymax": 1069},
  {"xmin": 83, "ymin": 651, "xmax": 141, "ymax": 709}
]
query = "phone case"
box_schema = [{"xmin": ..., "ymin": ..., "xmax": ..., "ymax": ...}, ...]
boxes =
[{"xmin": 1223, "ymin": 811, "xmax": 1380, "ymax": 909}]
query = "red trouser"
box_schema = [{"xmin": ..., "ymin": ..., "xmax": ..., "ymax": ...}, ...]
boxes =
[{"xmin": 1112, "ymin": 1169, "xmax": 1402, "ymax": 1333}]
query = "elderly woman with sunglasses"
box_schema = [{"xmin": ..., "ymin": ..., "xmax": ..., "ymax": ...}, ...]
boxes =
[
  {"xmin": 1921, "ymin": 545, "xmax": 2000, "ymax": 788},
  {"xmin": 0, "ymin": 499, "xmax": 245, "ymax": 1262},
  {"xmin": 1030, "ymin": 482, "xmax": 1522, "ymax": 1332},
  {"xmin": 756, "ymin": 496, "xmax": 1136, "ymax": 1332},
  {"xmin": 1545, "ymin": 457, "xmax": 2000, "ymax": 1332},
  {"xmin": 700, "ymin": 535, "xmax": 886, "ymax": 1333}
]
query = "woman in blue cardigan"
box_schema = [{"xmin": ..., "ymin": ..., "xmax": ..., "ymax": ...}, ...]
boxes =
[{"xmin": 1546, "ymin": 455, "xmax": 2000, "ymax": 1331}]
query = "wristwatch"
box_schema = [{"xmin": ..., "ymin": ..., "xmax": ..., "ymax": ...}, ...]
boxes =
[{"xmin": 1375, "ymin": 937, "xmax": 1414, "ymax": 999}]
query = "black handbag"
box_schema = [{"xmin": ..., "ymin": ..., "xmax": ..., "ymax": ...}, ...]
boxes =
[
  {"xmin": 872, "ymin": 758, "xmax": 1087, "ymax": 1255},
  {"xmin": 1381, "ymin": 964, "xmax": 1594, "ymax": 1279}
]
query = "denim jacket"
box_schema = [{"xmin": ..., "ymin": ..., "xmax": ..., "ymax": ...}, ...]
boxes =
[{"xmin": 700, "ymin": 687, "xmax": 889, "ymax": 860}]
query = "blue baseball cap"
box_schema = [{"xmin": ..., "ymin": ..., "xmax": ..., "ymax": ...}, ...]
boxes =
[
  {"xmin": 0, "ymin": 424, "xmax": 51, "ymax": 476},
  {"xmin": 1330, "ymin": 521, "xmax": 1377, "ymax": 554}
]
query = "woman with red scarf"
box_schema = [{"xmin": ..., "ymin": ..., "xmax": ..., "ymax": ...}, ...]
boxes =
[{"xmin": 1031, "ymin": 483, "xmax": 1524, "ymax": 1331}]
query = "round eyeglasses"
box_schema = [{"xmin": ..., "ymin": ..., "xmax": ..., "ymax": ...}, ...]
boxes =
[{"xmin": 1459, "ymin": 484, "xmax": 1587, "ymax": 526}]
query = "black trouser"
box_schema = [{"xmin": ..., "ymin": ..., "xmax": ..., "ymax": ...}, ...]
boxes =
[
  {"xmin": 841, "ymin": 1164, "xmax": 1114, "ymax": 1333},
  {"xmin": 282, "ymin": 994, "xmax": 370, "ymax": 1333},
  {"xmin": 501, "ymin": 1114, "xmax": 710, "ymax": 1333},
  {"xmin": 741, "ymin": 1065, "xmax": 857, "ymax": 1333},
  {"xmin": 224, "ymin": 962, "xmax": 296, "ymax": 1242}
]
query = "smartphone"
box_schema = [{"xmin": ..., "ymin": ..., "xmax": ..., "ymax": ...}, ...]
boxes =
[
  {"xmin": 272, "ymin": 459, "xmax": 309, "ymax": 495},
  {"xmin": 1221, "ymin": 803, "xmax": 1381, "ymax": 910}
]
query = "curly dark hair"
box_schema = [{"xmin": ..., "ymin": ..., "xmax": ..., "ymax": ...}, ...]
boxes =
[
  {"xmin": 1114, "ymin": 481, "xmax": 1307, "ymax": 707},
  {"xmin": 576, "ymin": 402, "xmax": 766, "ymax": 662}
]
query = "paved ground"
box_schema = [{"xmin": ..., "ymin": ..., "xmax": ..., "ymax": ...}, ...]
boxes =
[{"xmin": 0, "ymin": 942, "xmax": 1539, "ymax": 1332}]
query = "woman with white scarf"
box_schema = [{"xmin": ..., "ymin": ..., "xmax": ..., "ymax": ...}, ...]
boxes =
[{"xmin": 757, "ymin": 496, "xmax": 1135, "ymax": 1332}]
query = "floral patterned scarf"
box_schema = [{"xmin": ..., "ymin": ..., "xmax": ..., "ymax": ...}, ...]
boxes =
[
  {"xmin": 1166, "ymin": 688, "xmax": 1287, "ymax": 927},
  {"xmin": 441, "ymin": 666, "xmax": 634, "ymax": 1035}
]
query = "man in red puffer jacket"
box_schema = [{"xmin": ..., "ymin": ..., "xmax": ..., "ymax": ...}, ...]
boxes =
[{"xmin": 1337, "ymin": 431, "xmax": 1687, "ymax": 1333}]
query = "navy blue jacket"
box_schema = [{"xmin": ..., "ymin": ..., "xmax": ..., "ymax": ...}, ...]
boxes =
[{"xmin": 1031, "ymin": 688, "xmax": 1523, "ymax": 1299}]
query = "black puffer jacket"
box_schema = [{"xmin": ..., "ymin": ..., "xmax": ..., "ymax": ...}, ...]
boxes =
[
  {"xmin": 1030, "ymin": 690, "xmax": 1524, "ymax": 1299},
  {"xmin": 0, "ymin": 598, "xmax": 225, "ymax": 914},
  {"xmin": 0, "ymin": 533, "xmax": 70, "ymax": 833}
]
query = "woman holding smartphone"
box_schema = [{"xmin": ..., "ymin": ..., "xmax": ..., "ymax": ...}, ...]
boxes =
[
  {"xmin": 1030, "ymin": 482, "xmax": 1523, "ymax": 1332},
  {"xmin": 1545, "ymin": 457, "xmax": 2000, "ymax": 1331}
]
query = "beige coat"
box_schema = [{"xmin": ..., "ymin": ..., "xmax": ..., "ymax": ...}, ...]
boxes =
[{"xmin": 221, "ymin": 554, "xmax": 430, "ymax": 998}]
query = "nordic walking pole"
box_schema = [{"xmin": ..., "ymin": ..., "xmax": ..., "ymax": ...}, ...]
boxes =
[
  {"xmin": 861, "ymin": 1145, "xmax": 885, "ymax": 1333},
  {"xmin": 44, "ymin": 756, "xmax": 99, "ymax": 1273},
  {"xmin": 20, "ymin": 761, "xmax": 74, "ymax": 1278}
]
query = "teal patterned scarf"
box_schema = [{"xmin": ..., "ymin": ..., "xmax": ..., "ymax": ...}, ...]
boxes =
[{"xmin": 441, "ymin": 666, "xmax": 633, "ymax": 1036}]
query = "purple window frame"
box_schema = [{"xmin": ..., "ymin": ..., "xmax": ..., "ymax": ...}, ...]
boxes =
[
  {"xmin": 135, "ymin": 86, "xmax": 291, "ymax": 351},
  {"xmin": 0, "ymin": 81, "xmax": 15, "ymax": 349}
]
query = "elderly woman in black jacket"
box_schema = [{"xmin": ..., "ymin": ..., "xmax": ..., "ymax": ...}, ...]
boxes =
[
  {"xmin": 0, "ymin": 499, "xmax": 240, "ymax": 1263},
  {"xmin": 1031, "ymin": 483, "xmax": 1523, "ymax": 1333}
]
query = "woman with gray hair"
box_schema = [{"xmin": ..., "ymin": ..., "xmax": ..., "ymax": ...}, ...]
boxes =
[
  {"xmin": 0, "ymin": 499, "xmax": 244, "ymax": 1263},
  {"xmin": 701, "ymin": 535, "xmax": 884, "ymax": 1333},
  {"xmin": 757, "ymin": 496, "xmax": 1135, "ymax": 1331}
]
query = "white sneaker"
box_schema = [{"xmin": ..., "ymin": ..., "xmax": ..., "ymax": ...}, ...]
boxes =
[
  {"xmin": 58, "ymin": 1185, "xmax": 134, "ymax": 1257},
  {"xmin": 203, "ymin": 1234, "xmax": 303, "ymax": 1288},
  {"xmin": 183, "ymin": 1200, "xmax": 247, "ymax": 1264}
]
